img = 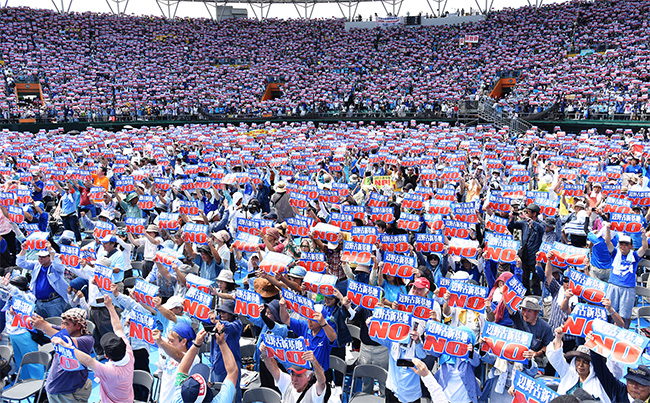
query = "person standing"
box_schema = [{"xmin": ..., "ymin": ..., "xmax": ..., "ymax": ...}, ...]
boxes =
[{"xmin": 508, "ymin": 203, "xmax": 545, "ymax": 295}]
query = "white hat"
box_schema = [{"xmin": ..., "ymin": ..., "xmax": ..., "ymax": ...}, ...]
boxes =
[
  {"xmin": 162, "ymin": 295, "xmax": 185, "ymax": 310},
  {"xmin": 619, "ymin": 234, "xmax": 633, "ymax": 244},
  {"xmin": 61, "ymin": 230, "xmax": 75, "ymax": 240},
  {"xmin": 215, "ymin": 270, "xmax": 235, "ymax": 284}
]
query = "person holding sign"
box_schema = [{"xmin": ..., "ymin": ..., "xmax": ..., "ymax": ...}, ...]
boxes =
[
  {"xmin": 30, "ymin": 308, "xmax": 94, "ymax": 403},
  {"xmin": 127, "ymin": 224, "xmax": 163, "ymax": 279},
  {"xmin": 55, "ymin": 180, "xmax": 81, "ymax": 243},
  {"xmin": 542, "ymin": 251, "xmax": 579, "ymax": 355},
  {"xmin": 546, "ymin": 327, "xmax": 609, "ymax": 402},
  {"xmin": 260, "ymin": 343, "xmax": 328, "ymax": 403},
  {"xmin": 506, "ymin": 297, "xmax": 554, "ymax": 369},
  {"xmin": 173, "ymin": 325, "xmax": 238, "ymax": 403},
  {"xmin": 588, "ymin": 333, "xmax": 650, "ymax": 403},
  {"xmin": 17, "ymin": 241, "xmax": 69, "ymax": 318},
  {"xmin": 207, "ymin": 300, "xmax": 243, "ymax": 402},
  {"xmin": 153, "ymin": 321, "xmax": 199, "ymax": 403},
  {"xmin": 279, "ymin": 297, "xmax": 337, "ymax": 373},
  {"xmin": 0, "ymin": 273, "xmax": 43, "ymax": 380},
  {"xmin": 603, "ymin": 222, "xmax": 649, "ymax": 328},
  {"xmin": 508, "ymin": 203, "xmax": 545, "ymax": 295},
  {"xmin": 52, "ymin": 295, "xmax": 135, "ymax": 403}
]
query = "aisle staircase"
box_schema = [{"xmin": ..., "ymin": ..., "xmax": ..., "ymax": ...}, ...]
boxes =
[{"xmin": 478, "ymin": 100, "xmax": 533, "ymax": 135}]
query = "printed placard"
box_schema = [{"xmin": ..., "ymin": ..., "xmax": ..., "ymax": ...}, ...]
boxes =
[
  {"xmin": 93, "ymin": 264, "xmax": 113, "ymax": 294},
  {"xmin": 282, "ymin": 288, "xmax": 316, "ymax": 320},
  {"xmin": 486, "ymin": 215, "xmax": 509, "ymax": 234},
  {"xmin": 129, "ymin": 310, "xmax": 156, "ymax": 346},
  {"xmin": 371, "ymin": 207, "xmax": 394, "ymax": 224},
  {"xmin": 609, "ymin": 213, "xmax": 644, "ymax": 234},
  {"xmin": 423, "ymin": 320, "xmax": 471, "ymax": 358},
  {"xmin": 536, "ymin": 198, "xmax": 558, "ymax": 217},
  {"xmin": 259, "ymin": 252, "xmax": 293, "ymax": 275},
  {"xmin": 395, "ymin": 293, "xmax": 435, "ymax": 320},
  {"xmin": 452, "ymin": 202, "xmax": 479, "ymax": 224},
  {"xmin": 443, "ymin": 220, "xmax": 471, "ymax": 239},
  {"xmin": 566, "ymin": 268, "xmax": 608, "ymax": 305},
  {"xmin": 183, "ymin": 223, "xmax": 209, "ymax": 245},
  {"xmin": 423, "ymin": 214, "xmax": 444, "ymax": 231},
  {"xmin": 341, "ymin": 241, "xmax": 373, "ymax": 265},
  {"xmin": 503, "ymin": 276, "xmax": 526, "ymax": 311},
  {"xmin": 347, "ymin": 280, "xmax": 382, "ymax": 310},
  {"xmin": 380, "ymin": 234, "xmax": 409, "ymax": 253},
  {"xmin": 603, "ymin": 196, "xmax": 632, "ymax": 214},
  {"xmin": 396, "ymin": 213, "xmax": 421, "ymax": 232},
  {"xmin": 93, "ymin": 220, "xmax": 115, "ymax": 240},
  {"xmin": 414, "ymin": 233, "xmax": 444, "ymax": 253},
  {"xmin": 487, "ymin": 195, "xmax": 512, "ymax": 213},
  {"xmin": 286, "ymin": 217, "xmax": 311, "ymax": 238},
  {"xmin": 586, "ymin": 318, "xmax": 650, "ymax": 366},
  {"xmin": 53, "ymin": 329, "xmax": 84, "ymax": 371},
  {"xmin": 512, "ymin": 371, "xmax": 559, "ymax": 403},
  {"xmin": 237, "ymin": 218, "xmax": 261, "ymax": 236},
  {"xmin": 125, "ymin": 217, "xmax": 146, "ymax": 235},
  {"xmin": 184, "ymin": 287, "xmax": 212, "ymax": 322},
  {"xmin": 382, "ymin": 252, "xmax": 416, "ymax": 279},
  {"xmin": 562, "ymin": 303, "xmax": 607, "ymax": 338},
  {"xmin": 447, "ymin": 238, "xmax": 479, "ymax": 259},
  {"xmin": 185, "ymin": 273, "xmax": 212, "ymax": 294},
  {"xmin": 481, "ymin": 322, "xmax": 533, "ymax": 363},
  {"xmin": 628, "ymin": 190, "xmax": 650, "ymax": 207},
  {"xmin": 448, "ymin": 280, "xmax": 488, "ymax": 313},
  {"xmin": 298, "ymin": 252, "xmax": 326, "ymax": 273},
  {"xmin": 137, "ymin": 195, "xmax": 155, "ymax": 211},
  {"xmin": 402, "ymin": 193, "xmax": 424, "ymax": 210},
  {"xmin": 428, "ymin": 199, "xmax": 452, "ymax": 215},
  {"xmin": 179, "ymin": 200, "xmax": 200, "ymax": 216},
  {"xmin": 158, "ymin": 212, "xmax": 180, "ymax": 231},
  {"xmin": 485, "ymin": 237, "xmax": 520, "ymax": 263},
  {"xmin": 342, "ymin": 205, "xmax": 365, "ymax": 221},
  {"xmin": 133, "ymin": 279, "xmax": 159, "ymax": 310},
  {"xmin": 155, "ymin": 247, "xmax": 184, "ymax": 270},
  {"xmin": 11, "ymin": 297, "xmax": 35, "ymax": 330},
  {"xmin": 310, "ymin": 223, "xmax": 340, "ymax": 245},
  {"xmin": 368, "ymin": 307, "xmax": 412, "ymax": 343},
  {"xmin": 234, "ymin": 288, "xmax": 262, "ymax": 319},
  {"xmin": 262, "ymin": 334, "xmax": 311, "ymax": 369},
  {"xmin": 115, "ymin": 178, "xmax": 135, "ymax": 193},
  {"xmin": 329, "ymin": 212, "xmax": 353, "ymax": 231},
  {"xmin": 303, "ymin": 272, "xmax": 338, "ymax": 296},
  {"xmin": 233, "ymin": 232, "xmax": 260, "ymax": 252},
  {"xmin": 563, "ymin": 183, "xmax": 584, "ymax": 198},
  {"xmin": 24, "ymin": 231, "xmax": 49, "ymax": 251},
  {"xmin": 59, "ymin": 245, "xmax": 80, "ymax": 270},
  {"xmin": 8, "ymin": 205, "xmax": 24, "ymax": 224},
  {"xmin": 550, "ymin": 242, "xmax": 588, "ymax": 268}
]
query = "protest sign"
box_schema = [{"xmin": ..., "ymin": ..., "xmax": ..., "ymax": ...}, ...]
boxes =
[
  {"xmin": 550, "ymin": 242, "xmax": 588, "ymax": 268},
  {"xmin": 185, "ymin": 273, "xmax": 212, "ymax": 294},
  {"xmin": 382, "ymin": 252, "xmax": 416, "ymax": 279},
  {"xmin": 303, "ymin": 272, "xmax": 337, "ymax": 296},
  {"xmin": 347, "ymin": 280, "xmax": 382, "ymax": 310},
  {"xmin": 11, "ymin": 297, "xmax": 35, "ymax": 330},
  {"xmin": 125, "ymin": 217, "xmax": 146, "ymax": 235},
  {"xmin": 609, "ymin": 213, "xmax": 644, "ymax": 234},
  {"xmin": 447, "ymin": 280, "xmax": 488, "ymax": 313},
  {"xmin": 262, "ymin": 334, "xmax": 310, "ymax": 369},
  {"xmin": 235, "ymin": 288, "xmax": 262, "ymax": 319},
  {"xmin": 341, "ymin": 241, "xmax": 373, "ymax": 265},
  {"xmin": 395, "ymin": 293, "xmax": 435, "ymax": 320},
  {"xmin": 133, "ymin": 279, "xmax": 159, "ymax": 310},
  {"xmin": 129, "ymin": 310, "xmax": 156, "ymax": 346},
  {"xmin": 368, "ymin": 307, "xmax": 412, "ymax": 343},
  {"xmin": 298, "ymin": 252, "xmax": 326, "ymax": 273},
  {"xmin": 447, "ymin": 238, "xmax": 479, "ymax": 259},
  {"xmin": 93, "ymin": 264, "xmax": 112, "ymax": 294},
  {"xmin": 24, "ymin": 231, "xmax": 49, "ymax": 251},
  {"xmin": 485, "ymin": 237, "xmax": 520, "ymax": 263},
  {"xmin": 282, "ymin": 288, "xmax": 316, "ymax": 320},
  {"xmin": 53, "ymin": 329, "xmax": 84, "ymax": 371},
  {"xmin": 566, "ymin": 268, "xmax": 607, "ymax": 304},
  {"xmin": 562, "ymin": 303, "xmax": 607, "ymax": 337},
  {"xmin": 503, "ymin": 276, "xmax": 526, "ymax": 311},
  {"xmin": 481, "ymin": 322, "xmax": 533, "ymax": 363},
  {"xmin": 259, "ymin": 252, "xmax": 293, "ymax": 275},
  {"xmin": 233, "ymin": 232, "xmax": 260, "ymax": 252},
  {"xmin": 59, "ymin": 244, "xmax": 80, "ymax": 270},
  {"xmin": 414, "ymin": 233, "xmax": 444, "ymax": 253},
  {"xmin": 422, "ymin": 320, "xmax": 471, "ymax": 358},
  {"xmin": 586, "ymin": 318, "xmax": 649, "ymax": 365},
  {"xmin": 512, "ymin": 371, "xmax": 559, "ymax": 403},
  {"xmin": 184, "ymin": 287, "xmax": 212, "ymax": 322}
]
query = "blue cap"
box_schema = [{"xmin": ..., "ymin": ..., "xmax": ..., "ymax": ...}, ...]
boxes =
[
  {"xmin": 101, "ymin": 235, "xmax": 117, "ymax": 244},
  {"xmin": 288, "ymin": 266, "xmax": 307, "ymax": 278}
]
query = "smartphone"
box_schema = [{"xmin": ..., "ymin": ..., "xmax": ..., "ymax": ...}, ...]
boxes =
[
  {"xmin": 96, "ymin": 297, "xmax": 105, "ymax": 304},
  {"xmin": 396, "ymin": 359, "xmax": 415, "ymax": 368}
]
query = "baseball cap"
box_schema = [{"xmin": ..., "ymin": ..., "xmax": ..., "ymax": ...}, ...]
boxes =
[
  {"xmin": 101, "ymin": 235, "xmax": 117, "ymax": 244},
  {"xmin": 180, "ymin": 363, "xmax": 214, "ymax": 403},
  {"xmin": 413, "ymin": 277, "xmax": 430, "ymax": 290},
  {"xmin": 525, "ymin": 203, "xmax": 540, "ymax": 214},
  {"xmin": 37, "ymin": 250, "xmax": 50, "ymax": 257},
  {"xmin": 163, "ymin": 295, "xmax": 185, "ymax": 310},
  {"xmin": 626, "ymin": 365, "xmax": 650, "ymax": 386},
  {"xmin": 619, "ymin": 234, "xmax": 632, "ymax": 244},
  {"xmin": 100, "ymin": 332, "xmax": 127, "ymax": 362}
]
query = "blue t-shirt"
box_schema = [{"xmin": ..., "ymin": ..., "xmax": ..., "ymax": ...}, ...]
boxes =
[
  {"xmin": 625, "ymin": 165, "xmax": 643, "ymax": 174},
  {"xmin": 587, "ymin": 232, "xmax": 618, "ymax": 270},
  {"xmin": 289, "ymin": 318, "xmax": 335, "ymax": 371},
  {"xmin": 609, "ymin": 250, "xmax": 640, "ymax": 288},
  {"xmin": 34, "ymin": 266, "xmax": 57, "ymax": 300},
  {"xmin": 32, "ymin": 180, "xmax": 44, "ymax": 201}
]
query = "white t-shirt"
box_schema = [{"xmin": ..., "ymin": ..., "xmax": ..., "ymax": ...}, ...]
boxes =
[
  {"xmin": 134, "ymin": 236, "xmax": 163, "ymax": 261},
  {"xmin": 276, "ymin": 372, "xmax": 325, "ymax": 403},
  {"xmin": 160, "ymin": 354, "xmax": 199, "ymax": 403}
]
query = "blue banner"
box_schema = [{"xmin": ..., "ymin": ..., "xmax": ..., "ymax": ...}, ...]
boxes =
[
  {"xmin": 368, "ymin": 307, "xmax": 412, "ymax": 343},
  {"xmin": 129, "ymin": 310, "xmax": 156, "ymax": 346},
  {"xmin": 262, "ymin": 334, "xmax": 311, "ymax": 369},
  {"xmin": 346, "ymin": 280, "xmax": 382, "ymax": 310},
  {"xmin": 512, "ymin": 371, "xmax": 559, "ymax": 403},
  {"xmin": 184, "ymin": 287, "xmax": 212, "ymax": 322},
  {"xmin": 562, "ymin": 303, "xmax": 607, "ymax": 338},
  {"xmin": 481, "ymin": 322, "xmax": 532, "ymax": 363},
  {"xmin": 395, "ymin": 293, "xmax": 435, "ymax": 320},
  {"xmin": 53, "ymin": 329, "xmax": 84, "ymax": 371},
  {"xmin": 423, "ymin": 320, "xmax": 471, "ymax": 358}
]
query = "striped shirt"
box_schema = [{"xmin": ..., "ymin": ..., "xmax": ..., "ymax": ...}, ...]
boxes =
[{"xmin": 547, "ymin": 278, "xmax": 577, "ymax": 341}]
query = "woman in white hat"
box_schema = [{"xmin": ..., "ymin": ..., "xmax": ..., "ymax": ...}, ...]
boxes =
[{"xmin": 212, "ymin": 269, "xmax": 237, "ymax": 309}]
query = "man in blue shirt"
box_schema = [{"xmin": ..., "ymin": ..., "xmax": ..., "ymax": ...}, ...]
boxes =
[
  {"xmin": 278, "ymin": 299, "xmax": 337, "ymax": 373},
  {"xmin": 55, "ymin": 180, "xmax": 81, "ymax": 242},
  {"xmin": 32, "ymin": 173, "xmax": 44, "ymax": 202},
  {"xmin": 208, "ymin": 300, "xmax": 243, "ymax": 402},
  {"xmin": 604, "ymin": 223, "xmax": 649, "ymax": 328},
  {"xmin": 587, "ymin": 228, "xmax": 618, "ymax": 282},
  {"xmin": 17, "ymin": 243, "xmax": 69, "ymax": 318}
]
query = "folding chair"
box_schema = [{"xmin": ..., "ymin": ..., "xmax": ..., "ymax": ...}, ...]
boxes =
[
  {"xmin": 45, "ymin": 316, "xmax": 62, "ymax": 327},
  {"xmin": 2, "ymin": 351, "xmax": 51, "ymax": 402},
  {"xmin": 133, "ymin": 370, "xmax": 154, "ymax": 403},
  {"xmin": 129, "ymin": 261, "xmax": 145, "ymax": 278},
  {"xmin": 242, "ymin": 387, "xmax": 282, "ymax": 403},
  {"xmin": 349, "ymin": 364, "xmax": 387, "ymax": 403},
  {"xmin": 635, "ymin": 305, "xmax": 650, "ymax": 332}
]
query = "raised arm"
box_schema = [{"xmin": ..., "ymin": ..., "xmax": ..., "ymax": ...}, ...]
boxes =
[
  {"xmin": 103, "ymin": 295, "xmax": 124, "ymax": 338},
  {"xmin": 215, "ymin": 322, "xmax": 239, "ymax": 386},
  {"xmin": 638, "ymin": 230, "xmax": 649, "ymax": 257},
  {"xmin": 177, "ymin": 329, "xmax": 207, "ymax": 376},
  {"xmin": 278, "ymin": 297, "xmax": 291, "ymax": 326},
  {"xmin": 602, "ymin": 222, "xmax": 615, "ymax": 253},
  {"xmin": 51, "ymin": 335, "xmax": 98, "ymax": 371},
  {"xmin": 154, "ymin": 296, "xmax": 177, "ymax": 323},
  {"xmin": 314, "ymin": 311, "xmax": 337, "ymax": 343}
]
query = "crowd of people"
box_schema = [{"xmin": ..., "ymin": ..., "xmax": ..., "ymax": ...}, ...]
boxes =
[
  {"xmin": 0, "ymin": 120, "xmax": 648, "ymax": 403},
  {"xmin": 1, "ymin": 0, "xmax": 650, "ymax": 122}
]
